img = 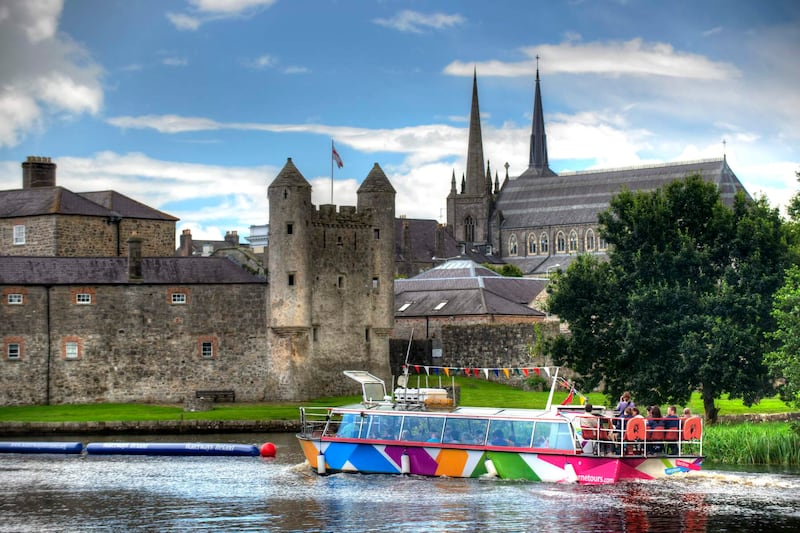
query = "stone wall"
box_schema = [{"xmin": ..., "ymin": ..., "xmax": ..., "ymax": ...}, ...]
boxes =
[
  {"xmin": 0, "ymin": 283, "xmax": 269, "ymax": 405},
  {"xmin": 439, "ymin": 322, "xmax": 559, "ymax": 369},
  {"xmin": 0, "ymin": 216, "xmax": 57, "ymax": 256},
  {"xmin": 394, "ymin": 314, "xmax": 545, "ymax": 341}
]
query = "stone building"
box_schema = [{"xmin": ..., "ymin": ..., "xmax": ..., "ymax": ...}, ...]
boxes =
[
  {"xmin": 266, "ymin": 159, "xmax": 395, "ymax": 399},
  {"xmin": 1, "ymin": 156, "xmax": 177, "ymax": 258},
  {"xmin": 0, "ymin": 157, "xmax": 396, "ymax": 405},
  {"xmin": 447, "ymin": 70, "xmax": 752, "ymax": 275}
]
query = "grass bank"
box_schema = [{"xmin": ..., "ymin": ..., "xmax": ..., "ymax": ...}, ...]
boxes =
[{"xmin": 704, "ymin": 422, "xmax": 800, "ymax": 466}]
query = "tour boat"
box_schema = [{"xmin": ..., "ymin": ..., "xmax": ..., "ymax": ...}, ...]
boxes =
[{"xmin": 296, "ymin": 369, "xmax": 704, "ymax": 484}]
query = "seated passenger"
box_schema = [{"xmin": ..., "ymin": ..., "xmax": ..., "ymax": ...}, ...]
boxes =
[
  {"xmin": 490, "ymin": 430, "xmax": 510, "ymax": 446},
  {"xmin": 663, "ymin": 405, "xmax": 680, "ymax": 454},
  {"xmin": 646, "ymin": 405, "xmax": 665, "ymax": 454}
]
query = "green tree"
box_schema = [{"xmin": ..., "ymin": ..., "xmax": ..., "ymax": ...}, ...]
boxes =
[
  {"xmin": 482, "ymin": 263, "xmax": 524, "ymax": 277},
  {"xmin": 547, "ymin": 175, "xmax": 790, "ymax": 422},
  {"xmin": 765, "ymin": 170, "xmax": 800, "ymax": 407}
]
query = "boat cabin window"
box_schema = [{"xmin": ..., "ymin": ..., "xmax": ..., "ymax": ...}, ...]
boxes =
[
  {"xmin": 334, "ymin": 413, "xmax": 363, "ymax": 439},
  {"xmin": 442, "ymin": 418, "xmax": 489, "ymax": 445},
  {"xmin": 401, "ymin": 416, "xmax": 445, "ymax": 443},
  {"xmin": 532, "ymin": 421, "xmax": 574, "ymax": 450},
  {"xmin": 488, "ymin": 420, "xmax": 534, "ymax": 447},
  {"xmin": 364, "ymin": 414, "xmax": 401, "ymax": 441}
]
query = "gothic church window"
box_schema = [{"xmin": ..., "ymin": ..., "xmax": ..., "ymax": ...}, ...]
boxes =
[
  {"xmin": 568, "ymin": 230, "xmax": 578, "ymax": 253},
  {"xmin": 556, "ymin": 232, "xmax": 566, "ymax": 253},
  {"xmin": 540, "ymin": 233, "xmax": 549, "ymax": 253},
  {"xmin": 528, "ymin": 234, "xmax": 537, "ymax": 255},
  {"xmin": 509, "ymin": 234, "xmax": 518, "ymax": 256},
  {"xmin": 586, "ymin": 229, "xmax": 595, "ymax": 251},
  {"xmin": 464, "ymin": 216, "xmax": 475, "ymax": 242}
]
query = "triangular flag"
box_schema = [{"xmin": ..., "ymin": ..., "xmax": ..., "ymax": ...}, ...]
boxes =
[
  {"xmin": 561, "ymin": 388, "xmax": 574, "ymax": 405},
  {"xmin": 424, "ymin": 366, "xmax": 430, "ymax": 375},
  {"xmin": 444, "ymin": 368, "xmax": 450, "ymax": 377},
  {"xmin": 533, "ymin": 368, "xmax": 540, "ymax": 376},
  {"xmin": 414, "ymin": 365, "xmax": 421, "ymax": 374},
  {"xmin": 473, "ymin": 368, "xmax": 480, "ymax": 377},
  {"xmin": 464, "ymin": 368, "xmax": 470, "ymax": 376},
  {"xmin": 543, "ymin": 367, "xmax": 550, "ymax": 378},
  {"xmin": 483, "ymin": 368, "xmax": 489, "ymax": 379},
  {"xmin": 493, "ymin": 368, "xmax": 499, "ymax": 377},
  {"xmin": 433, "ymin": 367, "xmax": 439, "ymax": 375},
  {"xmin": 522, "ymin": 368, "xmax": 529, "ymax": 377},
  {"xmin": 503, "ymin": 368, "xmax": 510, "ymax": 378}
]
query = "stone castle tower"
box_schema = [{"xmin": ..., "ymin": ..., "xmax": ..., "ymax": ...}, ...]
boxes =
[{"xmin": 266, "ymin": 158, "xmax": 395, "ymax": 399}]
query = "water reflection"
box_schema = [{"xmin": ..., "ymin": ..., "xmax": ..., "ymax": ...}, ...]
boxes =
[{"xmin": 1, "ymin": 433, "xmax": 799, "ymax": 532}]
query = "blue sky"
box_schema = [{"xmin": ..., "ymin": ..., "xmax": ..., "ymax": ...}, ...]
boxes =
[{"xmin": 1, "ymin": 0, "xmax": 798, "ymax": 244}]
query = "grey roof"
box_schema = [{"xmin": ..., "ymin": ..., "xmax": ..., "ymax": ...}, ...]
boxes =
[
  {"xmin": 0, "ymin": 187, "xmax": 177, "ymax": 221},
  {"xmin": 0, "ymin": 257, "xmax": 265, "ymax": 285},
  {"xmin": 395, "ymin": 218, "xmax": 461, "ymax": 263},
  {"xmin": 395, "ymin": 259, "xmax": 545, "ymax": 317},
  {"xmin": 269, "ymin": 158, "xmax": 311, "ymax": 189},
  {"xmin": 358, "ymin": 163, "xmax": 396, "ymax": 194},
  {"xmin": 0, "ymin": 187, "xmax": 110, "ymax": 218},
  {"xmin": 78, "ymin": 191, "xmax": 178, "ymax": 220},
  {"xmin": 495, "ymin": 158, "xmax": 747, "ymax": 230}
]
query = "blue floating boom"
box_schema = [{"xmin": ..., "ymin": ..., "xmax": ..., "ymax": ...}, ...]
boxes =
[
  {"xmin": 85, "ymin": 442, "xmax": 260, "ymax": 456},
  {"xmin": 0, "ymin": 441, "xmax": 84, "ymax": 454}
]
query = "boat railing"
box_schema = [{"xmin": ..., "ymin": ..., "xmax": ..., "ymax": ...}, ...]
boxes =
[
  {"xmin": 298, "ymin": 407, "xmax": 331, "ymax": 439},
  {"xmin": 578, "ymin": 415, "xmax": 703, "ymax": 458}
]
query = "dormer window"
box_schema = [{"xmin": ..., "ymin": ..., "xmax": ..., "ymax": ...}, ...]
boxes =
[
  {"xmin": 434, "ymin": 301, "xmax": 448, "ymax": 311},
  {"xmin": 398, "ymin": 302, "xmax": 412, "ymax": 312}
]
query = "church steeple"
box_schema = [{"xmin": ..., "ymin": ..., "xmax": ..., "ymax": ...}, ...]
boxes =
[
  {"xmin": 528, "ymin": 62, "xmax": 554, "ymax": 176},
  {"xmin": 465, "ymin": 67, "xmax": 486, "ymax": 195}
]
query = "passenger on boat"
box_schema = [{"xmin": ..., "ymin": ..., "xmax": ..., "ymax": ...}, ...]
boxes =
[
  {"xmin": 682, "ymin": 407, "xmax": 692, "ymax": 418},
  {"xmin": 646, "ymin": 405, "xmax": 665, "ymax": 454},
  {"xmin": 580, "ymin": 403, "xmax": 600, "ymax": 454},
  {"xmin": 616, "ymin": 391, "xmax": 635, "ymax": 416},
  {"xmin": 427, "ymin": 431, "xmax": 441, "ymax": 443},
  {"xmin": 664, "ymin": 405, "xmax": 680, "ymax": 454},
  {"xmin": 490, "ymin": 430, "xmax": 511, "ymax": 447}
]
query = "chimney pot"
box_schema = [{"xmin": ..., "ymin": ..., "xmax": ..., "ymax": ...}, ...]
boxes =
[{"xmin": 22, "ymin": 155, "xmax": 57, "ymax": 188}]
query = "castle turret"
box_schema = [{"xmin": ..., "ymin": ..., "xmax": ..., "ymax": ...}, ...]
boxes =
[{"xmin": 267, "ymin": 158, "xmax": 313, "ymax": 328}]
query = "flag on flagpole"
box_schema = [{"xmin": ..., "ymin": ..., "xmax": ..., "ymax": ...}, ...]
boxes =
[{"xmin": 332, "ymin": 142, "xmax": 343, "ymax": 168}]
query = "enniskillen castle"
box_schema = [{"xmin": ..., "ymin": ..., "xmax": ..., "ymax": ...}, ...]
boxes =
[{"xmin": 0, "ymin": 156, "xmax": 395, "ymax": 405}]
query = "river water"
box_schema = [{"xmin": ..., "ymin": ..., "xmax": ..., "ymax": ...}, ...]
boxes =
[{"xmin": 1, "ymin": 433, "xmax": 799, "ymax": 532}]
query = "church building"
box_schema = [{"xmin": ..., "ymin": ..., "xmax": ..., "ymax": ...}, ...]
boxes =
[{"xmin": 447, "ymin": 70, "xmax": 751, "ymax": 276}]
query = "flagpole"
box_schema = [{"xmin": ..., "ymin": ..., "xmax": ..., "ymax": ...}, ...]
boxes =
[{"xmin": 330, "ymin": 139, "xmax": 334, "ymax": 204}]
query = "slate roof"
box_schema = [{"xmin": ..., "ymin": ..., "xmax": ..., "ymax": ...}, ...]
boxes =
[
  {"xmin": 0, "ymin": 256, "xmax": 265, "ymax": 285},
  {"xmin": 395, "ymin": 218, "xmax": 461, "ymax": 263},
  {"xmin": 78, "ymin": 191, "xmax": 178, "ymax": 220},
  {"xmin": 395, "ymin": 259, "xmax": 546, "ymax": 317},
  {"xmin": 358, "ymin": 163, "xmax": 396, "ymax": 193},
  {"xmin": 0, "ymin": 187, "xmax": 177, "ymax": 221},
  {"xmin": 494, "ymin": 158, "xmax": 747, "ymax": 230},
  {"xmin": 269, "ymin": 158, "xmax": 311, "ymax": 189}
]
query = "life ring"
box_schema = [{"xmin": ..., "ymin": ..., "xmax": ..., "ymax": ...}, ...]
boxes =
[
  {"xmin": 625, "ymin": 417, "xmax": 645, "ymax": 441},
  {"xmin": 683, "ymin": 417, "xmax": 702, "ymax": 440}
]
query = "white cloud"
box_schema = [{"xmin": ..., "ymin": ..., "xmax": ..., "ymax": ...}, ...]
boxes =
[
  {"xmin": 444, "ymin": 38, "xmax": 740, "ymax": 80},
  {"xmin": 162, "ymin": 56, "xmax": 189, "ymax": 67},
  {"xmin": 373, "ymin": 10, "xmax": 465, "ymax": 33},
  {"xmin": 0, "ymin": 0, "xmax": 103, "ymax": 147},
  {"xmin": 167, "ymin": 0, "xmax": 276, "ymax": 30}
]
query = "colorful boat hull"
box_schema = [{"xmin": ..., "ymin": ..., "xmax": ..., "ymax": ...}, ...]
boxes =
[{"xmin": 297, "ymin": 437, "xmax": 703, "ymax": 484}]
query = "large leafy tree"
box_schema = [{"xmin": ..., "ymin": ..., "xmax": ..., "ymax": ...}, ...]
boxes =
[
  {"xmin": 765, "ymin": 170, "xmax": 800, "ymax": 407},
  {"xmin": 547, "ymin": 175, "xmax": 791, "ymax": 422}
]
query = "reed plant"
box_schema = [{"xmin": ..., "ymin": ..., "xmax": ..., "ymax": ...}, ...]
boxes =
[{"xmin": 704, "ymin": 421, "xmax": 800, "ymax": 465}]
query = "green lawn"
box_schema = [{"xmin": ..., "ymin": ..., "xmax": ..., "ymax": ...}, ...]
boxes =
[{"xmin": 0, "ymin": 377, "xmax": 794, "ymax": 423}]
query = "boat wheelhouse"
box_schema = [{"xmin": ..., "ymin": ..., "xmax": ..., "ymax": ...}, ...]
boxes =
[{"xmin": 296, "ymin": 370, "xmax": 704, "ymax": 484}]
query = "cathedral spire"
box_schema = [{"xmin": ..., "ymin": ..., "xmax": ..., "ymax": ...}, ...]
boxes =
[
  {"xmin": 528, "ymin": 60, "xmax": 553, "ymax": 176},
  {"xmin": 465, "ymin": 67, "xmax": 486, "ymax": 195}
]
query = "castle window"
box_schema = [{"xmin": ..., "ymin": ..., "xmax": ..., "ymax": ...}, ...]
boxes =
[
  {"xmin": 338, "ymin": 276, "xmax": 345, "ymax": 288},
  {"xmin": 198, "ymin": 336, "xmax": 217, "ymax": 359},
  {"xmin": 568, "ymin": 230, "xmax": 578, "ymax": 253},
  {"xmin": 337, "ymin": 235, "xmax": 343, "ymax": 246},
  {"xmin": 540, "ymin": 233, "xmax": 549, "ymax": 253},
  {"xmin": 373, "ymin": 228, "xmax": 380, "ymax": 240},
  {"xmin": 528, "ymin": 234, "xmax": 537, "ymax": 255},
  {"xmin": 76, "ymin": 293, "xmax": 92, "ymax": 305},
  {"xmin": 7, "ymin": 294, "xmax": 23, "ymax": 305},
  {"xmin": 288, "ymin": 273, "xmax": 296, "ymax": 286},
  {"xmin": 586, "ymin": 229, "xmax": 595, "ymax": 251},
  {"xmin": 312, "ymin": 327, "xmax": 318, "ymax": 342},
  {"xmin": 287, "ymin": 223, "xmax": 293, "ymax": 235},
  {"xmin": 509, "ymin": 234, "xmax": 518, "ymax": 256},
  {"xmin": 372, "ymin": 277, "xmax": 379, "ymax": 289},
  {"xmin": 599, "ymin": 236, "xmax": 608, "ymax": 251},
  {"xmin": 365, "ymin": 328, "xmax": 370, "ymax": 342},
  {"xmin": 13, "ymin": 225, "xmax": 25, "ymax": 245},
  {"xmin": 63, "ymin": 338, "xmax": 81, "ymax": 360},
  {"xmin": 556, "ymin": 232, "xmax": 566, "ymax": 253},
  {"xmin": 464, "ymin": 216, "xmax": 475, "ymax": 242}
]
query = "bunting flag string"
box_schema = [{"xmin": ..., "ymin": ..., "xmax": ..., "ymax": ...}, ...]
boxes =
[{"xmin": 401, "ymin": 364, "xmax": 562, "ymax": 380}]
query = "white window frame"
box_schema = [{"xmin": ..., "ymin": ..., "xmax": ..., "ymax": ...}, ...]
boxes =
[
  {"xmin": 171, "ymin": 293, "xmax": 187, "ymax": 305},
  {"xmin": 7, "ymin": 294, "xmax": 23, "ymax": 305},
  {"xmin": 201, "ymin": 341, "xmax": 214, "ymax": 359},
  {"xmin": 75, "ymin": 293, "xmax": 92, "ymax": 305},
  {"xmin": 7, "ymin": 343, "xmax": 21, "ymax": 360},
  {"xmin": 65, "ymin": 341, "xmax": 79, "ymax": 360},
  {"xmin": 13, "ymin": 225, "xmax": 25, "ymax": 245}
]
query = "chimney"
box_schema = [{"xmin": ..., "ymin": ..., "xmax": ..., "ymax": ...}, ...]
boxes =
[
  {"xmin": 224, "ymin": 230, "xmax": 239, "ymax": 246},
  {"xmin": 179, "ymin": 229, "xmax": 193, "ymax": 256},
  {"xmin": 128, "ymin": 237, "xmax": 143, "ymax": 281},
  {"xmin": 22, "ymin": 156, "xmax": 57, "ymax": 188}
]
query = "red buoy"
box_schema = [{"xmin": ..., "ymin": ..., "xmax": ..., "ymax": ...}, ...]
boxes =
[{"xmin": 260, "ymin": 442, "xmax": 277, "ymax": 457}]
